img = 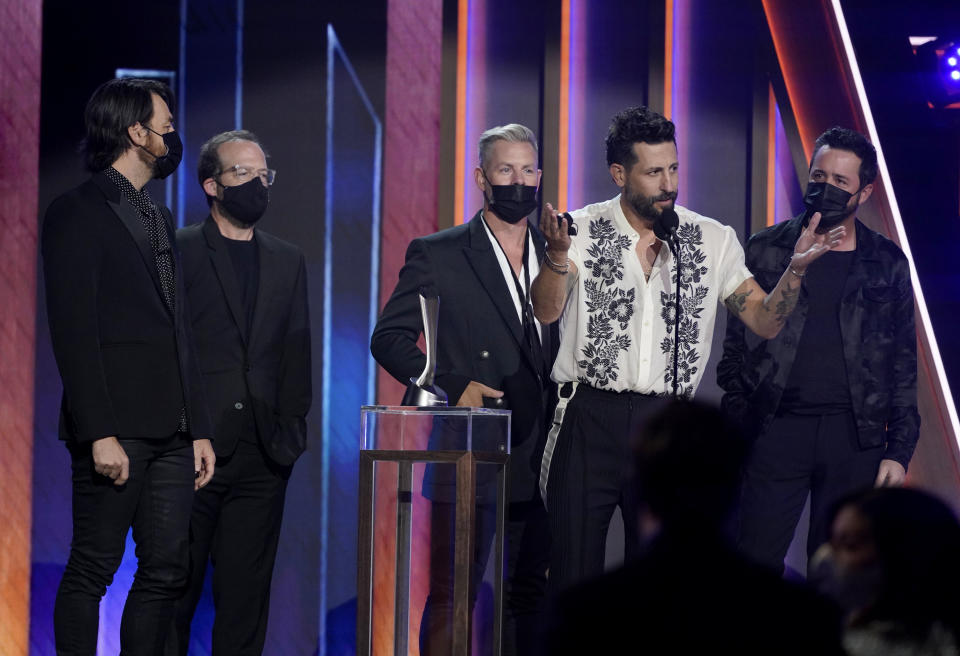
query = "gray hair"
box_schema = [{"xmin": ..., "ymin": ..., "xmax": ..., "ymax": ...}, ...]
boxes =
[{"xmin": 477, "ymin": 123, "xmax": 538, "ymax": 171}]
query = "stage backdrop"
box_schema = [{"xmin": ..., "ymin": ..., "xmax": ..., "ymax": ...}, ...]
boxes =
[{"xmin": 19, "ymin": 1, "xmax": 960, "ymax": 655}]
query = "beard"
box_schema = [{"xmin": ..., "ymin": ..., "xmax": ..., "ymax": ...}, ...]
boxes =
[
  {"xmin": 624, "ymin": 185, "xmax": 678, "ymax": 222},
  {"xmin": 135, "ymin": 136, "xmax": 167, "ymax": 178}
]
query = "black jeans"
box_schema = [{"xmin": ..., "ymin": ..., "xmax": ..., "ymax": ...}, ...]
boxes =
[
  {"xmin": 167, "ymin": 440, "xmax": 290, "ymax": 656},
  {"xmin": 54, "ymin": 434, "xmax": 195, "ymax": 656},
  {"xmin": 737, "ymin": 412, "xmax": 884, "ymax": 573}
]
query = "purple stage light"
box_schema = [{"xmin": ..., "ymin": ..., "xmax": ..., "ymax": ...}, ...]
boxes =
[
  {"xmin": 949, "ymin": 57, "xmax": 958, "ymax": 67},
  {"xmin": 952, "ymin": 70, "xmax": 960, "ymax": 81}
]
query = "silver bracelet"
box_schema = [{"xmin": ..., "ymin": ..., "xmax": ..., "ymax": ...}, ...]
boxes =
[
  {"xmin": 544, "ymin": 252, "xmax": 569, "ymax": 275},
  {"xmin": 788, "ymin": 266, "xmax": 806, "ymax": 278}
]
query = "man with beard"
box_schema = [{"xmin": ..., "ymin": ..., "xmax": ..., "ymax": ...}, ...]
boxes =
[
  {"xmin": 42, "ymin": 77, "xmax": 215, "ymax": 654},
  {"xmin": 167, "ymin": 131, "xmax": 311, "ymax": 655},
  {"xmin": 531, "ymin": 105, "xmax": 842, "ymax": 590},
  {"xmin": 717, "ymin": 126, "xmax": 919, "ymax": 575},
  {"xmin": 372, "ymin": 124, "xmax": 556, "ymax": 654}
]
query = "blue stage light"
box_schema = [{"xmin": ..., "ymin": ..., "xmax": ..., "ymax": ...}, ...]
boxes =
[
  {"xmin": 952, "ymin": 70, "xmax": 960, "ymax": 81},
  {"xmin": 950, "ymin": 57, "xmax": 958, "ymax": 67}
]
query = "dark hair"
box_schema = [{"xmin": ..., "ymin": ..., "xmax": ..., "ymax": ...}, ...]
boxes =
[
  {"xmin": 82, "ymin": 78, "xmax": 175, "ymax": 172},
  {"xmin": 633, "ymin": 399, "xmax": 748, "ymax": 529},
  {"xmin": 196, "ymin": 130, "xmax": 266, "ymax": 206},
  {"xmin": 810, "ymin": 126, "xmax": 878, "ymax": 188},
  {"xmin": 605, "ymin": 106, "xmax": 676, "ymax": 168},
  {"xmin": 831, "ymin": 487, "xmax": 960, "ymax": 640}
]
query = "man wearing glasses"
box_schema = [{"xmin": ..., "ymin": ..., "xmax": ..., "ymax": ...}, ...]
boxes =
[{"xmin": 167, "ymin": 130, "xmax": 312, "ymax": 655}]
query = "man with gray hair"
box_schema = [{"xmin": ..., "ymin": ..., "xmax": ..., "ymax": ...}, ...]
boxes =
[
  {"xmin": 167, "ymin": 130, "xmax": 311, "ymax": 655},
  {"xmin": 372, "ymin": 123, "xmax": 557, "ymax": 654}
]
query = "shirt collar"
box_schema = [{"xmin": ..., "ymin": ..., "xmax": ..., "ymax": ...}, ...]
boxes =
[
  {"xmin": 104, "ymin": 167, "xmax": 156, "ymax": 212},
  {"xmin": 611, "ymin": 194, "xmax": 675, "ymax": 264}
]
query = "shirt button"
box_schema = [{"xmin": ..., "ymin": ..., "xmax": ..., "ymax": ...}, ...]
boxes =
[
  {"xmin": 234, "ymin": 402, "xmax": 244, "ymax": 410},
  {"xmin": 480, "ymin": 350, "xmax": 490, "ymax": 359}
]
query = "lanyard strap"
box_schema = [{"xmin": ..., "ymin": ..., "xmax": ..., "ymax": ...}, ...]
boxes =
[{"xmin": 482, "ymin": 212, "xmax": 532, "ymax": 320}]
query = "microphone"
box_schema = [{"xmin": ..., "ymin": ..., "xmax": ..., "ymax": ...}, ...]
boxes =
[
  {"xmin": 559, "ymin": 212, "xmax": 578, "ymax": 236},
  {"xmin": 653, "ymin": 207, "xmax": 679, "ymax": 252}
]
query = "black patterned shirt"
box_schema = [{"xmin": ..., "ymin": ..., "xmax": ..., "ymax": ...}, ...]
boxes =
[{"xmin": 551, "ymin": 196, "xmax": 751, "ymax": 397}]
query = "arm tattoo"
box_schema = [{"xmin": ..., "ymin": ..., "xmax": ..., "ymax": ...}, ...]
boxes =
[
  {"xmin": 773, "ymin": 285, "xmax": 800, "ymax": 324},
  {"xmin": 724, "ymin": 289, "xmax": 752, "ymax": 314}
]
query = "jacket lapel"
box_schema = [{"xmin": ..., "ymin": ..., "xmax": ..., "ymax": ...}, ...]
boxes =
[
  {"xmin": 838, "ymin": 220, "xmax": 877, "ymax": 362},
  {"xmin": 94, "ymin": 173, "xmax": 167, "ymax": 303},
  {"xmin": 249, "ymin": 232, "xmax": 277, "ymax": 349},
  {"xmin": 530, "ymin": 224, "xmax": 553, "ymax": 366},
  {"xmin": 462, "ymin": 212, "xmax": 525, "ymax": 348},
  {"xmin": 202, "ymin": 217, "xmax": 250, "ymax": 346}
]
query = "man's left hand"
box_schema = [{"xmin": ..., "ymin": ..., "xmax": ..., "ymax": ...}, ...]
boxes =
[
  {"xmin": 193, "ymin": 438, "xmax": 216, "ymax": 490},
  {"xmin": 791, "ymin": 212, "xmax": 845, "ymax": 272},
  {"xmin": 875, "ymin": 459, "xmax": 906, "ymax": 487}
]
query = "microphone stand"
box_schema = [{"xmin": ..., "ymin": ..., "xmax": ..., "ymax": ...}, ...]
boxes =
[{"xmin": 654, "ymin": 208, "xmax": 682, "ymax": 398}]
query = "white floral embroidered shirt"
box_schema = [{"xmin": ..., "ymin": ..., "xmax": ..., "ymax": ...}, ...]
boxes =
[{"xmin": 550, "ymin": 195, "xmax": 753, "ymax": 397}]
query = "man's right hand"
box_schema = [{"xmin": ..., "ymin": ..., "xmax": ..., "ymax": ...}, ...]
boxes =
[
  {"xmin": 92, "ymin": 436, "xmax": 129, "ymax": 486},
  {"xmin": 456, "ymin": 380, "xmax": 504, "ymax": 408},
  {"xmin": 539, "ymin": 202, "xmax": 572, "ymax": 257}
]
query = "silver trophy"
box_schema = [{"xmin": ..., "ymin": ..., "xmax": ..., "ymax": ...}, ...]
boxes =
[{"xmin": 401, "ymin": 286, "xmax": 448, "ymax": 407}]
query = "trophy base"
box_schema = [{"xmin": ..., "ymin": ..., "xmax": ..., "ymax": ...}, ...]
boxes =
[{"xmin": 401, "ymin": 380, "xmax": 448, "ymax": 407}]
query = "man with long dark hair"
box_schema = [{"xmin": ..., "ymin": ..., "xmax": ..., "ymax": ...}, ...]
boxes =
[{"xmin": 42, "ymin": 77, "xmax": 214, "ymax": 654}]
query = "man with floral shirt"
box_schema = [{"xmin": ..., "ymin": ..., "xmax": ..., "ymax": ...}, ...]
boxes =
[{"xmin": 531, "ymin": 105, "xmax": 842, "ymax": 590}]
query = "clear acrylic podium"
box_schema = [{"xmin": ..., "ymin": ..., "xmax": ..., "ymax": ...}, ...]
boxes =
[{"xmin": 357, "ymin": 406, "xmax": 511, "ymax": 656}]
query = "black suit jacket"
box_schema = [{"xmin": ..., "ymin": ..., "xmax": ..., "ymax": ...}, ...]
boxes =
[
  {"xmin": 177, "ymin": 217, "xmax": 311, "ymax": 466},
  {"xmin": 371, "ymin": 212, "xmax": 558, "ymax": 502},
  {"xmin": 41, "ymin": 172, "xmax": 212, "ymax": 442}
]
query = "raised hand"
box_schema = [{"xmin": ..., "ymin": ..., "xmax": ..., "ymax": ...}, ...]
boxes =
[
  {"xmin": 540, "ymin": 202, "xmax": 572, "ymax": 257},
  {"xmin": 791, "ymin": 212, "xmax": 845, "ymax": 272}
]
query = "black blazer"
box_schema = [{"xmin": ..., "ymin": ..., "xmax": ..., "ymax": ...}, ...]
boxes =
[
  {"xmin": 41, "ymin": 172, "xmax": 211, "ymax": 442},
  {"xmin": 177, "ymin": 217, "xmax": 311, "ymax": 466},
  {"xmin": 371, "ymin": 211, "xmax": 559, "ymax": 501}
]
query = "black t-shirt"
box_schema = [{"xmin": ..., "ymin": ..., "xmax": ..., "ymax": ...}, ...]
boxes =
[
  {"xmin": 223, "ymin": 234, "xmax": 260, "ymax": 441},
  {"xmin": 223, "ymin": 234, "xmax": 259, "ymax": 337},
  {"xmin": 779, "ymin": 249, "xmax": 856, "ymax": 415}
]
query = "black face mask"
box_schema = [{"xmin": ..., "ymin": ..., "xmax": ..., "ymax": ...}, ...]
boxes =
[
  {"xmin": 218, "ymin": 176, "xmax": 270, "ymax": 225},
  {"xmin": 141, "ymin": 127, "xmax": 183, "ymax": 179},
  {"xmin": 485, "ymin": 180, "xmax": 539, "ymax": 224},
  {"xmin": 803, "ymin": 181, "xmax": 859, "ymax": 230}
]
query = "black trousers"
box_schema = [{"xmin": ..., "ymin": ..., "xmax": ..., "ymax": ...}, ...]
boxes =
[
  {"xmin": 167, "ymin": 440, "xmax": 290, "ymax": 656},
  {"xmin": 419, "ymin": 499, "xmax": 550, "ymax": 656},
  {"xmin": 54, "ymin": 434, "xmax": 195, "ymax": 656},
  {"xmin": 544, "ymin": 384, "xmax": 666, "ymax": 593},
  {"xmin": 737, "ymin": 412, "xmax": 884, "ymax": 573}
]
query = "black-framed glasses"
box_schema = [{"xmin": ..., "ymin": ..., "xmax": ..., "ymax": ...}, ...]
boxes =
[{"xmin": 217, "ymin": 164, "xmax": 277, "ymax": 186}]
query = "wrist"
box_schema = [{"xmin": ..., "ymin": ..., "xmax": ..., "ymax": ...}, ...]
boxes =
[
  {"xmin": 544, "ymin": 251, "xmax": 570, "ymax": 275},
  {"xmin": 788, "ymin": 257, "xmax": 806, "ymax": 278}
]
